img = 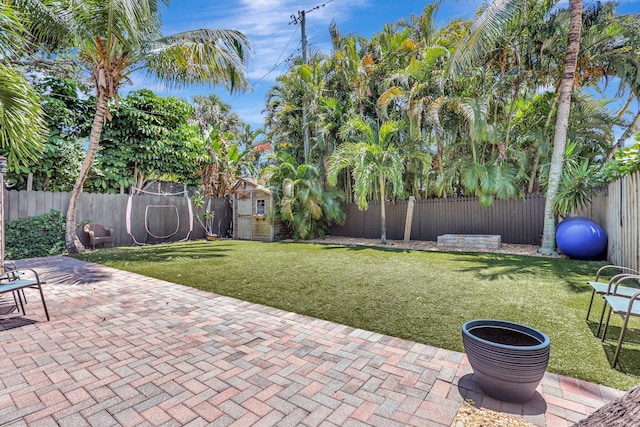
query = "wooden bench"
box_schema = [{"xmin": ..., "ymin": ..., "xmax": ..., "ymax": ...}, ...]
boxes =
[
  {"xmin": 0, "ymin": 268, "xmax": 49, "ymax": 321},
  {"xmin": 437, "ymin": 234, "xmax": 501, "ymax": 251}
]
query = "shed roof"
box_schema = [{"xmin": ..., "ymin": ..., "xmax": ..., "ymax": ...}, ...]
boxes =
[{"xmin": 229, "ymin": 178, "xmax": 272, "ymax": 195}]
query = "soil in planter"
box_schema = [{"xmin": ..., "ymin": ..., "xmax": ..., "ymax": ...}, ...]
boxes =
[{"xmin": 470, "ymin": 326, "xmax": 541, "ymax": 346}]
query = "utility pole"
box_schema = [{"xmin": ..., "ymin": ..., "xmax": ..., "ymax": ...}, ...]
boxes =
[
  {"xmin": 290, "ymin": 1, "xmax": 331, "ymax": 63},
  {"xmin": 291, "ymin": 9, "xmax": 310, "ymax": 163},
  {"xmin": 300, "ymin": 10, "xmax": 308, "ymax": 64},
  {"xmin": 290, "ymin": 0, "xmax": 332, "ymax": 164}
]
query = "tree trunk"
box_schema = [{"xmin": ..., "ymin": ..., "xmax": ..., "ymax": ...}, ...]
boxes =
[
  {"xmin": 574, "ymin": 384, "xmax": 640, "ymax": 426},
  {"xmin": 379, "ymin": 176, "xmax": 387, "ymax": 244},
  {"xmin": 539, "ymin": 0, "xmax": 583, "ymax": 255},
  {"xmin": 65, "ymin": 93, "xmax": 109, "ymax": 253}
]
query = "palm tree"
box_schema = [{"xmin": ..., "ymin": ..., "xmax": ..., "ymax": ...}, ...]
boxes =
[
  {"xmin": 192, "ymin": 94, "xmax": 242, "ymax": 134},
  {"xmin": 377, "ymin": 45, "xmax": 449, "ymax": 141},
  {"xmin": 327, "ymin": 117, "xmax": 407, "ymax": 244},
  {"xmin": 0, "ymin": 63, "xmax": 46, "ymax": 166},
  {"xmin": 262, "ymin": 156, "xmax": 345, "ymax": 240},
  {"xmin": 0, "ymin": 1, "xmax": 51, "ymax": 167},
  {"xmin": 447, "ymin": 0, "xmax": 584, "ymax": 253},
  {"xmin": 200, "ymin": 124, "xmax": 251, "ymax": 198},
  {"xmin": 59, "ymin": 0, "xmax": 251, "ymax": 252},
  {"xmin": 329, "ymin": 26, "xmax": 376, "ymax": 118},
  {"xmin": 539, "ymin": 0, "xmax": 583, "ymax": 254}
]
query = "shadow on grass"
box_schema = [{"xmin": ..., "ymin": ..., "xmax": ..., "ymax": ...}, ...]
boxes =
[
  {"xmin": 300, "ymin": 240, "xmax": 603, "ymax": 293},
  {"xmin": 277, "ymin": 240, "xmax": 417, "ymax": 254},
  {"xmin": 602, "ymin": 341, "xmax": 640, "ymax": 376},
  {"xmin": 445, "ymin": 252, "xmax": 604, "ymax": 293},
  {"xmin": 74, "ymin": 241, "xmax": 234, "ymax": 265},
  {"xmin": 587, "ymin": 320, "xmax": 640, "ymax": 344},
  {"xmin": 586, "ymin": 319, "xmax": 640, "ymax": 376}
]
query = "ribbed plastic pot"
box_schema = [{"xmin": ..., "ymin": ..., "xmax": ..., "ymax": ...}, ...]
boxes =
[{"xmin": 462, "ymin": 319, "xmax": 550, "ymax": 403}]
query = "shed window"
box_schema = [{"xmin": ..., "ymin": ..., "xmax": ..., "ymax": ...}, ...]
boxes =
[{"xmin": 256, "ymin": 199, "xmax": 266, "ymax": 215}]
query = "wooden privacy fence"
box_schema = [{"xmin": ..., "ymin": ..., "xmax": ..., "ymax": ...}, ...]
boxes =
[
  {"xmin": 5, "ymin": 172, "xmax": 638, "ymax": 267},
  {"xmin": 4, "ymin": 190, "xmax": 232, "ymax": 247},
  {"xmin": 328, "ymin": 194, "xmax": 547, "ymax": 245},
  {"xmin": 605, "ymin": 172, "xmax": 640, "ymax": 272}
]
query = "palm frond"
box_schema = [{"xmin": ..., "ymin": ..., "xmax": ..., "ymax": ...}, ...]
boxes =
[
  {"xmin": 13, "ymin": 0, "xmax": 73, "ymax": 49},
  {"xmin": 143, "ymin": 29, "xmax": 251, "ymax": 91},
  {"xmin": 0, "ymin": 63, "xmax": 46, "ymax": 167},
  {"xmin": 379, "ymin": 120, "xmax": 406, "ymax": 148},
  {"xmin": 449, "ymin": 0, "xmax": 525, "ymax": 77},
  {"xmin": 0, "ymin": 2, "xmax": 27, "ymax": 56}
]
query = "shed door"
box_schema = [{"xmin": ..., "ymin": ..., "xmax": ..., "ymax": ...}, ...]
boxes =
[{"xmin": 236, "ymin": 196, "xmax": 252, "ymax": 240}]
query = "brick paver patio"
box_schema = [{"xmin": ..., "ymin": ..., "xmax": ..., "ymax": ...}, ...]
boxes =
[{"xmin": 0, "ymin": 255, "xmax": 625, "ymax": 426}]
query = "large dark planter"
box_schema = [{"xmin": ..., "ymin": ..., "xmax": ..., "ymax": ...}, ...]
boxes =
[{"xmin": 462, "ymin": 319, "xmax": 550, "ymax": 403}]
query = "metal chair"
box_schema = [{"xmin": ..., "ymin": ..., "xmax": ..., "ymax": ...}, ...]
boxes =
[
  {"xmin": 586, "ymin": 265, "xmax": 640, "ymax": 322},
  {"xmin": 0, "ymin": 263, "xmax": 49, "ymax": 321},
  {"xmin": 0, "ymin": 261, "xmax": 25, "ymax": 309},
  {"xmin": 600, "ymin": 274, "xmax": 640, "ymax": 368}
]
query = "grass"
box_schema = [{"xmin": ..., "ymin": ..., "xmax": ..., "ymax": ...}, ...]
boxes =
[{"xmin": 73, "ymin": 239, "xmax": 640, "ymax": 390}]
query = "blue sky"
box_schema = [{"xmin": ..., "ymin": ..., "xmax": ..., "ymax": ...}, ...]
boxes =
[{"xmin": 130, "ymin": 0, "xmax": 640, "ymax": 131}]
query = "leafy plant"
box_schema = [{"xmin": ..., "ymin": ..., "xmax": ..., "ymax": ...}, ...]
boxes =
[
  {"xmin": 262, "ymin": 156, "xmax": 345, "ymax": 240},
  {"xmin": 5, "ymin": 210, "xmax": 66, "ymax": 259},
  {"xmin": 600, "ymin": 143, "xmax": 640, "ymax": 182},
  {"xmin": 191, "ymin": 193, "xmax": 216, "ymax": 236},
  {"xmin": 88, "ymin": 89, "xmax": 207, "ymax": 193},
  {"xmin": 327, "ymin": 117, "xmax": 411, "ymax": 244},
  {"xmin": 4, "ymin": 77, "xmax": 90, "ymax": 191},
  {"xmin": 552, "ymin": 142, "xmax": 601, "ymax": 215},
  {"xmin": 200, "ymin": 123, "xmax": 252, "ymax": 198}
]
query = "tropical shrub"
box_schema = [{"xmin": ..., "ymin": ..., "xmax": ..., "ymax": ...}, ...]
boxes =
[
  {"xmin": 88, "ymin": 89, "xmax": 207, "ymax": 193},
  {"xmin": 262, "ymin": 156, "xmax": 345, "ymax": 240},
  {"xmin": 600, "ymin": 143, "xmax": 640, "ymax": 182},
  {"xmin": 5, "ymin": 210, "xmax": 66, "ymax": 259}
]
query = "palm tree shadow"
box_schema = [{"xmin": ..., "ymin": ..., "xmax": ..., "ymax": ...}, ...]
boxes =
[
  {"xmin": 14, "ymin": 256, "xmax": 113, "ymax": 286},
  {"xmin": 449, "ymin": 252, "xmax": 604, "ymax": 291},
  {"xmin": 70, "ymin": 242, "xmax": 233, "ymax": 266},
  {"xmin": 281, "ymin": 240, "xmax": 416, "ymax": 254}
]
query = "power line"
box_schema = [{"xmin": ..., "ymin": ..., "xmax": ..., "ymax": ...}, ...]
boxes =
[
  {"xmin": 229, "ymin": 28, "xmax": 300, "ymax": 102},
  {"xmin": 289, "ymin": 0, "xmax": 335, "ymax": 24}
]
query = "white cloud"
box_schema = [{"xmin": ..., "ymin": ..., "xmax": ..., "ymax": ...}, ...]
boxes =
[{"xmin": 163, "ymin": 0, "xmax": 369, "ymax": 86}]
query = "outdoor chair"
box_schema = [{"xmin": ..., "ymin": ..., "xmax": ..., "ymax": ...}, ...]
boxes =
[
  {"xmin": 586, "ymin": 265, "xmax": 640, "ymax": 322},
  {"xmin": 600, "ymin": 274, "xmax": 640, "ymax": 368},
  {"xmin": 0, "ymin": 263, "xmax": 49, "ymax": 321},
  {"xmin": 590, "ymin": 274, "xmax": 640, "ymax": 337},
  {"xmin": 0, "ymin": 261, "xmax": 25, "ymax": 313},
  {"xmin": 84, "ymin": 222, "xmax": 115, "ymax": 249}
]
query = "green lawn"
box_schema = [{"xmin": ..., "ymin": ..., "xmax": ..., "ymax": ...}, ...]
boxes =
[{"xmin": 73, "ymin": 240, "xmax": 640, "ymax": 390}]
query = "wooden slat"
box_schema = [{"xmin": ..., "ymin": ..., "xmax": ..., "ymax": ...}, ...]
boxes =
[
  {"xmin": 4, "ymin": 176, "xmax": 637, "ymax": 255},
  {"xmin": 3, "ymin": 190, "xmax": 232, "ymax": 247}
]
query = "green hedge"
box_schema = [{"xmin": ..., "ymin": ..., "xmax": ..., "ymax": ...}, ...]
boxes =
[{"xmin": 5, "ymin": 210, "xmax": 66, "ymax": 259}]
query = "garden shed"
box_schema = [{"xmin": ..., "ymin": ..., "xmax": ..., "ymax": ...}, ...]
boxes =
[{"xmin": 230, "ymin": 178, "xmax": 276, "ymax": 241}]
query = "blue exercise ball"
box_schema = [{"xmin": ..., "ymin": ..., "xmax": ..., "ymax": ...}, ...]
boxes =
[
  {"xmin": 556, "ymin": 216, "xmax": 590, "ymax": 235},
  {"xmin": 556, "ymin": 217, "xmax": 607, "ymax": 260}
]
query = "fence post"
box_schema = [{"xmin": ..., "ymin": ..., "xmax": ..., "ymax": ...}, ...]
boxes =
[{"xmin": 404, "ymin": 196, "xmax": 415, "ymax": 242}]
